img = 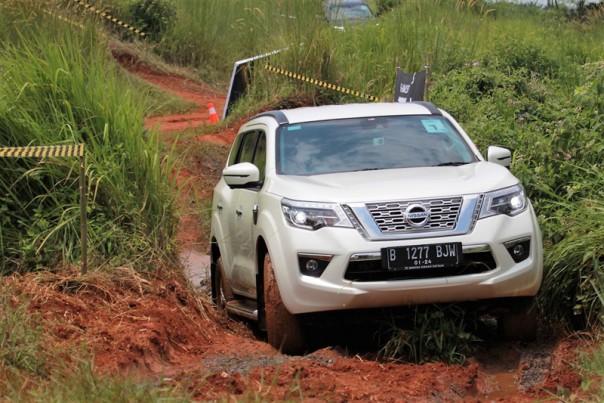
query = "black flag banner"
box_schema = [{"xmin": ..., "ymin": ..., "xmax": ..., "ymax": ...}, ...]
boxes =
[
  {"xmin": 223, "ymin": 48, "xmax": 286, "ymax": 120},
  {"xmin": 393, "ymin": 68, "xmax": 426, "ymax": 103}
]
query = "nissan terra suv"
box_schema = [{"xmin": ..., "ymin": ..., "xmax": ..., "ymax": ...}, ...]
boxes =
[{"xmin": 210, "ymin": 102, "xmax": 543, "ymax": 353}]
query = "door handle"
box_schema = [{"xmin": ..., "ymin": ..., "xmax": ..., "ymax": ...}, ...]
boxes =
[
  {"xmin": 236, "ymin": 208, "xmax": 243, "ymax": 216},
  {"xmin": 217, "ymin": 203, "xmax": 223, "ymax": 210}
]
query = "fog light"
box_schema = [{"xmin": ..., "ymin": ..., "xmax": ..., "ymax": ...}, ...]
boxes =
[
  {"xmin": 306, "ymin": 259, "xmax": 319, "ymax": 272},
  {"xmin": 504, "ymin": 238, "xmax": 531, "ymax": 263},
  {"xmin": 298, "ymin": 253, "xmax": 332, "ymax": 278}
]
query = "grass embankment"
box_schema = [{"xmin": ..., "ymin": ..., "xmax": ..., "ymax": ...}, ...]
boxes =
[
  {"xmin": 0, "ymin": 2, "xmax": 196, "ymax": 396},
  {"xmin": 0, "ymin": 2, "xmax": 186, "ymax": 272}
]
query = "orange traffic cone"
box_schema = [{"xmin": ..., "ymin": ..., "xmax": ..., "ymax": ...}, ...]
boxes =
[{"xmin": 208, "ymin": 103, "xmax": 219, "ymax": 124}]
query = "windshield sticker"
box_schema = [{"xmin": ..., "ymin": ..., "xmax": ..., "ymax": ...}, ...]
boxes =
[
  {"xmin": 373, "ymin": 137, "xmax": 385, "ymax": 146},
  {"xmin": 287, "ymin": 125, "xmax": 302, "ymax": 131},
  {"xmin": 421, "ymin": 119, "xmax": 447, "ymax": 134}
]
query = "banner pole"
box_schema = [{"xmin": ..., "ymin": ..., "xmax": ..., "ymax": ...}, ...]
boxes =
[
  {"xmin": 79, "ymin": 151, "xmax": 88, "ymax": 275},
  {"xmin": 424, "ymin": 53, "xmax": 431, "ymax": 101}
]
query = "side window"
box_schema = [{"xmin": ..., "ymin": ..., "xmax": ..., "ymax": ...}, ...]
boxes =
[
  {"xmin": 254, "ymin": 132, "xmax": 266, "ymax": 183},
  {"xmin": 229, "ymin": 130, "xmax": 267, "ymax": 186},
  {"xmin": 237, "ymin": 131, "xmax": 258, "ymax": 164}
]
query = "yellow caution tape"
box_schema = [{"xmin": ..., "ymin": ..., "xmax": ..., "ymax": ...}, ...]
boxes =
[
  {"xmin": 264, "ymin": 64, "xmax": 384, "ymax": 103},
  {"xmin": 43, "ymin": 10, "xmax": 86, "ymax": 29},
  {"xmin": 75, "ymin": 1, "xmax": 146, "ymax": 37},
  {"xmin": 0, "ymin": 144, "xmax": 85, "ymax": 158}
]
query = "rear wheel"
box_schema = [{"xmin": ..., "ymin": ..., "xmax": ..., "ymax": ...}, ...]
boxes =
[
  {"xmin": 213, "ymin": 257, "xmax": 234, "ymax": 313},
  {"xmin": 263, "ymin": 253, "xmax": 305, "ymax": 354}
]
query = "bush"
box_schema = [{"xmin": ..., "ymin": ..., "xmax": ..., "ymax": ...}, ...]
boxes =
[
  {"xmin": 482, "ymin": 38, "xmax": 561, "ymax": 79},
  {"xmin": 375, "ymin": 0, "xmax": 401, "ymax": 15},
  {"xmin": 378, "ymin": 305, "xmax": 480, "ymax": 364},
  {"xmin": 129, "ymin": 0, "xmax": 177, "ymax": 42},
  {"xmin": 431, "ymin": 59, "xmax": 604, "ymax": 330},
  {"xmin": 537, "ymin": 169, "xmax": 604, "ymax": 329}
]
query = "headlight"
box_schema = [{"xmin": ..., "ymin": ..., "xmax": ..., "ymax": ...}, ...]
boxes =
[
  {"xmin": 281, "ymin": 198, "xmax": 353, "ymax": 230},
  {"xmin": 479, "ymin": 184, "xmax": 527, "ymax": 219}
]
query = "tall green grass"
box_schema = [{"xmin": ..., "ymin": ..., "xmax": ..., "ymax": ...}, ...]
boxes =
[
  {"xmin": 430, "ymin": 53, "xmax": 604, "ymax": 330},
  {"xmin": 579, "ymin": 343, "xmax": 604, "ymax": 401},
  {"xmin": 0, "ymin": 2, "xmax": 179, "ymax": 272},
  {"xmin": 378, "ymin": 304, "xmax": 480, "ymax": 365},
  {"xmin": 0, "ymin": 295, "xmax": 50, "ymax": 382},
  {"xmin": 136, "ymin": 0, "xmax": 604, "ymax": 104}
]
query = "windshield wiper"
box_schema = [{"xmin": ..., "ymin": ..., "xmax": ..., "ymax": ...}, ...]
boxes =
[
  {"xmin": 354, "ymin": 167, "xmax": 381, "ymax": 172},
  {"xmin": 435, "ymin": 162, "xmax": 471, "ymax": 167}
]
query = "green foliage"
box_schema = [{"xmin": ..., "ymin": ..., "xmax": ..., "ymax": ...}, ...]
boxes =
[
  {"xmin": 431, "ymin": 56, "xmax": 604, "ymax": 331},
  {"xmin": 0, "ymin": 5, "xmax": 179, "ymax": 272},
  {"xmin": 482, "ymin": 38, "xmax": 561, "ymax": 79},
  {"xmin": 128, "ymin": 0, "xmax": 177, "ymax": 42},
  {"xmin": 0, "ymin": 295, "xmax": 50, "ymax": 380},
  {"xmin": 378, "ymin": 305, "xmax": 480, "ymax": 364},
  {"xmin": 31, "ymin": 358, "xmax": 189, "ymax": 402},
  {"xmin": 374, "ymin": 0, "xmax": 401, "ymax": 15},
  {"xmin": 537, "ymin": 170, "xmax": 604, "ymax": 328},
  {"xmin": 577, "ymin": 336, "xmax": 604, "ymax": 400}
]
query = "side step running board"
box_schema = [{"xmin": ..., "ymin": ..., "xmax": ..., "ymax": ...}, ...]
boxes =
[{"xmin": 226, "ymin": 300, "xmax": 258, "ymax": 321}]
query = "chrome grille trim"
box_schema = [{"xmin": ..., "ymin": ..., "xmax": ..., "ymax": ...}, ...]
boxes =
[
  {"xmin": 367, "ymin": 197, "xmax": 462, "ymax": 233},
  {"xmin": 345, "ymin": 194, "xmax": 481, "ymax": 241},
  {"xmin": 342, "ymin": 204, "xmax": 366, "ymax": 238},
  {"xmin": 469, "ymin": 194, "xmax": 484, "ymax": 233}
]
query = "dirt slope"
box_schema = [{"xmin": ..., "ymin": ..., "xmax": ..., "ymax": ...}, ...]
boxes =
[
  {"xmin": 6, "ymin": 263, "xmax": 585, "ymax": 401},
  {"xmin": 3, "ymin": 51, "xmax": 589, "ymax": 401}
]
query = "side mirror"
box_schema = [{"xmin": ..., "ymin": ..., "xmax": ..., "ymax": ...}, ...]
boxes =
[
  {"xmin": 487, "ymin": 146, "xmax": 512, "ymax": 169},
  {"xmin": 222, "ymin": 162, "xmax": 260, "ymax": 188}
]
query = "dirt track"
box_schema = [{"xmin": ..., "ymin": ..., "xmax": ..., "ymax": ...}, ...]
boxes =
[{"xmin": 7, "ymin": 53, "xmax": 586, "ymax": 401}]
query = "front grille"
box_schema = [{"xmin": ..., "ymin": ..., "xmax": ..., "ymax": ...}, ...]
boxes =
[
  {"xmin": 366, "ymin": 197, "xmax": 462, "ymax": 234},
  {"xmin": 344, "ymin": 250, "xmax": 496, "ymax": 282}
]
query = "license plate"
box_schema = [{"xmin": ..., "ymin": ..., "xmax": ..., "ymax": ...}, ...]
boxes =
[{"xmin": 382, "ymin": 242, "xmax": 462, "ymax": 271}]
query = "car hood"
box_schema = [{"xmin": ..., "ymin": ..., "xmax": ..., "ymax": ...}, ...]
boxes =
[{"xmin": 266, "ymin": 162, "xmax": 519, "ymax": 203}]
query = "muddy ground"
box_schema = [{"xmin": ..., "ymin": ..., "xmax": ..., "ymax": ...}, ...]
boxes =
[{"xmin": 4, "ymin": 49, "xmax": 593, "ymax": 402}]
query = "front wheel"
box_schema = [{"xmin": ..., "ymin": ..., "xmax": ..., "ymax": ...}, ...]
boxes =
[
  {"xmin": 213, "ymin": 256, "xmax": 234, "ymax": 313},
  {"xmin": 263, "ymin": 253, "xmax": 305, "ymax": 354}
]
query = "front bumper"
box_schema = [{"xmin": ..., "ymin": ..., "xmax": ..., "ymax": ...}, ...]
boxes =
[{"xmin": 267, "ymin": 207, "xmax": 543, "ymax": 315}]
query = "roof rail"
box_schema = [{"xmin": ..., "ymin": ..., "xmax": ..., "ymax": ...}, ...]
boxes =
[
  {"xmin": 249, "ymin": 110, "xmax": 289, "ymax": 125},
  {"xmin": 412, "ymin": 101, "xmax": 442, "ymax": 116}
]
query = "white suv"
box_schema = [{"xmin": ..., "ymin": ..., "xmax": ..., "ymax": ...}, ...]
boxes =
[{"xmin": 210, "ymin": 102, "xmax": 543, "ymax": 353}]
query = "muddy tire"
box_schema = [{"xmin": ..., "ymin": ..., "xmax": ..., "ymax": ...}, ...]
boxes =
[
  {"xmin": 498, "ymin": 298, "xmax": 538, "ymax": 341},
  {"xmin": 263, "ymin": 253, "xmax": 305, "ymax": 354},
  {"xmin": 213, "ymin": 257, "xmax": 234, "ymax": 313}
]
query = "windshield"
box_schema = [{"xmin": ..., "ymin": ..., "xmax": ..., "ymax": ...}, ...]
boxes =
[
  {"xmin": 326, "ymin": 3, "xmax": 373, "ymax": 23},
  {"xmin": 277, "ymin": 115, "xmax": 476, "ymax": 175}
]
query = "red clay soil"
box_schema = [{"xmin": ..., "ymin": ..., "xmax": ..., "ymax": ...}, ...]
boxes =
[
  {"xmin": 4, "ymin": 267, "xmax": 588, "ymax": 401},
  {"xmin": 138, "ymin": 66, "xmax": 229, "ymax": 139},
  {"xmin": 3, "ymin": 51, "xmax": 589, "ymax": 401}
]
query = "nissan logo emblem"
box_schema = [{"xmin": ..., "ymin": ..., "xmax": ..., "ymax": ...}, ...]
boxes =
[{"xmin": 404, "ymin": 204, "xmax": 430, "ymax": 228}]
